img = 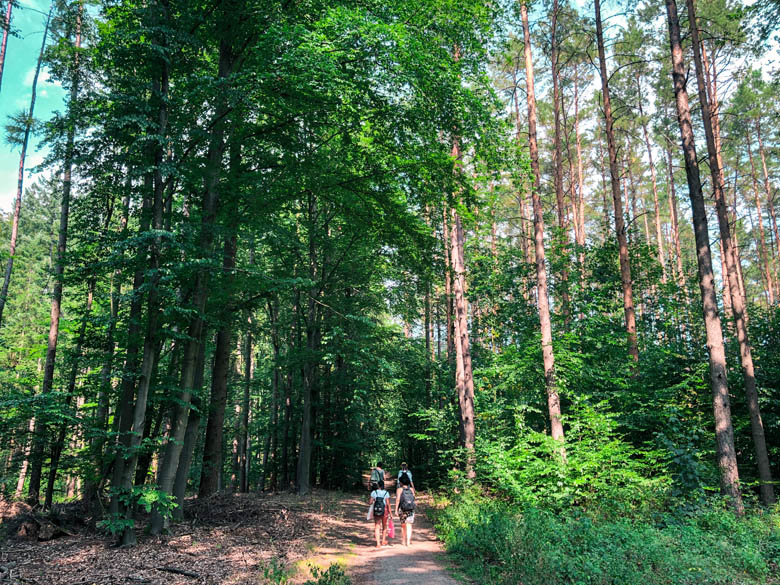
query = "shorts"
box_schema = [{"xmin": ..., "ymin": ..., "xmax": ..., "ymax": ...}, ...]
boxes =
[{"xmin": 399, "ymin": 509, "xmax": 415, "ymax": 524}]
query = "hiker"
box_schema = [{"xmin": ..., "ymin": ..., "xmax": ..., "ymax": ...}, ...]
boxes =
[
  {"xmin": 397, "ymin": 462, "xmax": 414, "ymax": 490},
  {"xmin": 369, "ymin": 461, "xmax": 385, "ymax": 491},
  {"xmin": 394, "ymin": 471, "xmax": 416, "ymax": 546},
  {"xmin": 369, "ymin": 479, "xmax": 391, "ymax": 548}
]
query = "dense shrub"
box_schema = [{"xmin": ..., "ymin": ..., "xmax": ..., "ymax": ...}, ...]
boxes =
[
  {"xmin": 432, "ymin": 491, "xmax": 780, "ymax": 585},
  {"xmin": 474, "ymin": 403, "xmax": 670, "ymax": 516}
]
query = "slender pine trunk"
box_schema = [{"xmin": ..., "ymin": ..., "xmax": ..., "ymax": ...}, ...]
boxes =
[
  {"xmin": 594, "ymin": 0, "xmax": 639, "ymax": 365},
  {"xmin": 0, "ymin": 0, "xmax": 12, "ymax": 93},
  {"xmin": 664, "ymin": 0, "xmax": 743, "ymax": 513},
  {"xmin": 685, "ymin": 0, "xmax": 774, "ymax": 506},
  {"xmin": 521, "ymin": 3, "xmax": 565, "ymax": 454}
]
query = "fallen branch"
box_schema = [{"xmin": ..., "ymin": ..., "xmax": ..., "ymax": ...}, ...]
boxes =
[{"xmin": 155, "ymin": 566, "xmax": 201, "ymax": 579}]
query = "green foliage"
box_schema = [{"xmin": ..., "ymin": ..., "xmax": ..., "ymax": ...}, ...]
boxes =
[
  {"xmin": 304, "ymin": 564, "xmax": 352, "ymax": 585},
  {"xmin": 433, "ymin": 491, "xmax": 780, "ymax": 585},
  {"xmin": 98, "ymin": 486, "xmax": 177, "ymax": 535},
  {"xmin": 259, "ymin": 558, "xmax": 292, "ymax": 585},
  {"xmin": 475, "ymin": 402, "xmax": 669, "ymax": 515}
]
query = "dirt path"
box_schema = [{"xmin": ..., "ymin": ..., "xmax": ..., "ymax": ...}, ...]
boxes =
[
  {"xmin": 314, "ymin": 495, "xmax": 460, "ymax": 585},
  {"xmin": 0, "ymin": 491, "xmax": 460, "ymax": 585}
]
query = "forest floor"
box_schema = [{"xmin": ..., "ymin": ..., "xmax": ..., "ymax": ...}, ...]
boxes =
[{"xmin": 0, "ymin": 491, "xmax": 461, "ymax": 585}]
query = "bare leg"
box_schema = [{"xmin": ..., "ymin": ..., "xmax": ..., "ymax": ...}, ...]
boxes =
[
  {"xmin": 374, "ymin": 520, "xmax": 381, "ymax": 548},
  {"xmin": 407, "ymin": 522, "xmax": 413, "ymax": 545}
]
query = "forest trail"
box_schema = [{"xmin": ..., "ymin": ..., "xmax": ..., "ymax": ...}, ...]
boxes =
[
  {"xmin": 317, "ymin": 495, "xmax": 460, "ymax": 585},
  {"xmin": 0, "ymin": 491, "xmax": 460, "ymax": 585}
]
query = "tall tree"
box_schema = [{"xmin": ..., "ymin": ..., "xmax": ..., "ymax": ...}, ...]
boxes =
[
  {"xmin": 521, "ymin": 2, "xmax": 565, "ymax": 451},
  {"xmin": 594, "ymin": 0, "xmax": 639, "ymax": 365},
  {"xmin": 0, "ymin": 3, "xmax": 52, "ymax": 330},
  {"xmin": 686, "ymin": 0, "xmax": 774, "ymax": 506},
  {"xmin": 664, "ymin": 0, "xmax": 743, "ymax": 513},
  {"xmin": 0, "ymin": 0, "xmax": 12, "ymax": 93},
  {"xmin": 28, "ymin": 0, "xmax": 84, "ymax": 507}
]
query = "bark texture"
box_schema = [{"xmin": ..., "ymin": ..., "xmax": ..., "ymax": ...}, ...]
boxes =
[{"xmin": 664, "ymin": 0, "xmax": 743, "ymax": 513}]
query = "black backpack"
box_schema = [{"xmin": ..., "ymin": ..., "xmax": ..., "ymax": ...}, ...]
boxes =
[
  {"xmin": 373, "ymin": 490, "xmax": 387, "ymax": 517},
  {"xmin": 399, "ymin": 486, "xmax": 416, "ymax": 512},
  {"xmin": 399, "ymin": 471, "xmax": 411, "ymax": 484}
]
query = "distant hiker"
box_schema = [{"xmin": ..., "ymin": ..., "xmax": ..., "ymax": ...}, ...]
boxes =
[
  {"xmin": 369, "ymin": 479, "xmax": 391, "ymax": 548},
  {"xmin": 397, "ymin": 462, "xmax": 414, "ymax": 489},
  {"xmin": 370, "ymin": 461, "xmax": 385, "ymax": 491},
  {"xmin": 394, "ymin": 471, "xmax": 416, "ymax": 546}
]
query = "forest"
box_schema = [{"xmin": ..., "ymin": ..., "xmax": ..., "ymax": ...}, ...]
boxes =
[{"xmin": 0, "ymin": 0, "xmax": 779, "ymax": 583}]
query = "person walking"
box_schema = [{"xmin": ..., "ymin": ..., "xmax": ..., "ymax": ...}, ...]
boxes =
[
  {"xmin": 394, "ymin": 472, "xmax": 416, "ymax": 546},
  {"xmin": 397, "ymin": 462, "xmax": 414, "ymax": 490},
  {"xmin": 370, "ymin": 461, "xmax": 385, "ymax": 491},
  {"xmin": 369, "ymin": 479, "xmax": 391, "ymax": 548}
]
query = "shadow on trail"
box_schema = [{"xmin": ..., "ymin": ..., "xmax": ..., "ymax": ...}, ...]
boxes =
[{"xmin": 327, "ymin": 496, "xmax": 459, "ymax": 585}]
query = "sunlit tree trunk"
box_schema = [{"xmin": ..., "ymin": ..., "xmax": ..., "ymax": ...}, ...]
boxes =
[
  {"xmin": 1, "ymin": 4, "xmax": 51, "ymax": 330},
  {"xmin": 746, "ymin": 135, "xmax": 775, "ymax": 305},
  {"xmin": 45, "ymin": 280, "xmax": 92, "ymax": 509},
  {"xmin": 0, "ymin": 0, "xmax": 12, "ymax": 93},
  {"xmin": 521, "ymin": 3, "xmax": 565, "ymax": 453},
  {"xmin": 574, "ymin": 65, "xmax": 586, "ymax": 267},
  {"xmin": 594, "ymin": 0, "xmax": 639, "ymax": 365},
  {"xmin": 636, "ymin": 75, "xmax": 667, "ymax": 282},
  {"xmin": 664, "ymin": 0, "xmax": 743, "ymax": 513},
  {"xmin": 32, "ymin": 1, "xmax": 84, "ymax": 510},
  {"xmin": 755, "ymin": 120, "xmax": 780, "ymax": 294},
  {"xmin": 685, "ymin": 0, "xmax": 774, "ymax": 506}
]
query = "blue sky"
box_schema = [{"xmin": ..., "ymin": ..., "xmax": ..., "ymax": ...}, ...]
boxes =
[{"xmin": 0, "ymin": 0, "xmax": 65, "ymax": 213}]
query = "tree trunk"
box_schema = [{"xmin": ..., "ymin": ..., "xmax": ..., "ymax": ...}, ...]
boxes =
[
  {"xmin": 664, "ymin": 0, "xmax": 743, "ymax": 513},
  {"xmin": 239, "ymin": 328, "xmax": 253, "ymax": 493},
  {"xmin": 594, "ymin": 0, "xmax": 639, "ymax": 365},
  {"xmin": 15, "ymin": 417, "xmax": 36, "ymax": 498},
  {"xmin": 20, "ymin": 7, "xmax": 58, "ymax": 503},
  {"xmin": 637, "ymin": 75, "xmax": 667, "ymax": 281},
  {"xmin": 521, "ymin": 3, "xmax": 565, "ymax": 454},
  {"xmin": 574, "ymin": 64, "xmax": 586, "ymax": 266},
  {"xmin": 756, "ymin": 119, "xmax": 779, "ymax": 300},
  {"xmin": 443, "ymin": 207, "xmax": 455, "ymax": 365},
  {"xmin": 450, "ymin": 202, "xmax": 476, "ymax": 476},
  {"xmin": 297, "ymin": 192, "xmax": 320, "ymax": 496},
  {"xmin": 108, "ymin": 176, "xmax": 153, "ymax": 521},
  {"xmin": 550, "ymin": 0, "xmax": 570, "ymax": 321},
  {"xmin": 198, "ymin": 234, "xmax": 238, "ymax": 498},
  {"xmin": 281, "ymin": 364, "xmax": 293, "ymax": 490},
  {"xmin": 746, "ymin": 135, "xmax": 775, "ymax": 305},
  {"xmin": 84, "ymin": 189, "xmax": 129, "ymax": 512},
  {"xmin": 756, "ymin": 128, "xmax": 780, "ymax": 271},
  {"xmin": 597, "ymin": 126, "xmax": 611, "ymax": 239},
  {"xmin": 172, "ymin": 332, "xmax": 207, "ymax": 520},
  {"xmin": 685, "ymin": 0, "xmax": 774, "ymax": 506},
  {"xmin": 119, "ymin": 48, "xmax": 170, "ymax": 543},
  {"xmin": 150, "ymin": 30, "xmax": 234, "ymax": 536},
  {"xmin": 0, "ymin": 4, "xmax": 51, "ymax": 330},
  {"xmin": 44, "ymin": 280, "xmax": 92, "ymax": 509},
  {"xmin": 0, "ymin": 0, "xmax": 12, "ymax": 93},
  {"xmin": 32, "ymin": 1, "xmax": 84, "ymax": 509}
]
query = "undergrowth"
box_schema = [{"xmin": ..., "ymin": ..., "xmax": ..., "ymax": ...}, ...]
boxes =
[{"xmin": 431, "ymin": 489, "xmax": 780, "ymax": 585}]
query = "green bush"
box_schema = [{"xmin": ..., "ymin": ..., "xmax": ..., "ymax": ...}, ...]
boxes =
[
  {"xmin": 304, "ymin": 564, "xmax": 351, "ymax": 585},
  {"xmin": 432, "ymin": 492, "xmax": 780, "ymax": 585},
  {"xmin": 474, "ymin": 403, "xmax": 670, "ymax": 516}
]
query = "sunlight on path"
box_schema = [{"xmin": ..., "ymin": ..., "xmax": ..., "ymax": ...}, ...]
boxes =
[{"xmin": 323, "ymin": 496, "xmax": 460, "ymax": 585}]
